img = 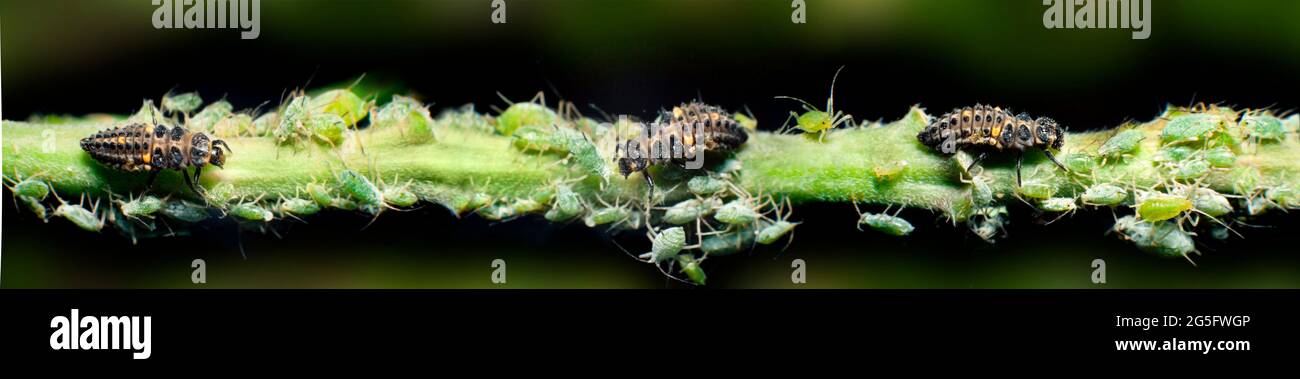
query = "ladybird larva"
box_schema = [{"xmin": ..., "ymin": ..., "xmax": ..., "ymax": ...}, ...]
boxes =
[
  {"xmin": 916, "ymin": 104, "xmax": 1067, "ymax": 186},
  {"xmin": 614, "ymin": 102, "xmax": 749, "ymax": 189},
  {"xmin": 79, "ymin": 121, "xmax": 230, "ymax": 196}
]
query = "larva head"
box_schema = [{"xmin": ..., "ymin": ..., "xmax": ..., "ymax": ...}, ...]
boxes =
[
  {"xmin": 614, "ymin": 140, "xmax": 647, "ymax": 177},
  {"xmin": 211, "ymin": 139, "xmax": 230, "ymax": 168},
  {"xmin": 1034, "ymin": 117, "xmax": 1065, "ymax": 150}
]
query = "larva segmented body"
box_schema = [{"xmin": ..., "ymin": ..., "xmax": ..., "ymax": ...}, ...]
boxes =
[
  {"xmin": 916, "ymin": 104, "xmax": 1067, "ymax": 185},
  {"xmin": 614, "ymin": 102, "xmax": 748, "ymax": 183},
  {"xmin": 80, "ymin": 122, "xmax": 230, "ymax": 195}
]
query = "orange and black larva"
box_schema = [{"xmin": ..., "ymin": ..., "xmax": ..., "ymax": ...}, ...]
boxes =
[
  {"xmin": 614, "ymin": 102, "xmax": 748, "ymax": 186},
  {"xmin": 80, "ymin": 122, "xmax": 230, "ymax": 195},
  {"xmin": 916, "ymin": 104, "xmax": 1067, "ymax": 186}
]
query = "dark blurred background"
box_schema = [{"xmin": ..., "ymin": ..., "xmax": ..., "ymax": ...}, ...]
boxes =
[{"xmin": 3, "ymin": 0, "xmax": 1299, "ymax": 288}]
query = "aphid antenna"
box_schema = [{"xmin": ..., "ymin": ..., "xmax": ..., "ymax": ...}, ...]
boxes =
[{"xmin": 586, "ymin": 103, "xmax": 616, "ymax": 123}]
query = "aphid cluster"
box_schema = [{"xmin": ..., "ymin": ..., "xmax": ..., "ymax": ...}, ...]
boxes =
[
  {"xmin": 80, "ymin": 121, "xmax": 230, "ymax": 196},
  {"xmin": 613, "ymin": 102, "xmax": 749, "ymax": 187},
  {"xmin": 917, "ymin": 104, "xmax": 1066, "ymax": 185}
]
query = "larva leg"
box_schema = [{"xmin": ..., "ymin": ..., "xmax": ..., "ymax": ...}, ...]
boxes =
[
  {"xmin": 1015, "ymin": 152, "xmax": 1024, "ymax": 187},
  {"xmin": 145, "ymin": 170, "xmax": 160, "ymax": 190},
  {"xmin": 965, "ymin": 152, "xmax": 987, "ymax": 173},
  {"xmin": 184, "ymin": 167, "xmax": 206, "ymax": 198},
  {"xmin": 1043, "ymin": 150, "xmax": 1068, "ymax": 173}
]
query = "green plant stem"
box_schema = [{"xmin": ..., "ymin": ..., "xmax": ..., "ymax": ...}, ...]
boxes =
[{"xmin": 4, "ymin": 107, "xmax": 1298, "ymax": 220}]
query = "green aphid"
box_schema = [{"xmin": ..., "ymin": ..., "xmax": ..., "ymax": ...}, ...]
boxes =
[
  {"xmin": 1081, "ymin": 184, "xmax": 1127, "ymax": 206},
  {"xmin": 1171, "ymin": 159, "xmax": 1210, "ymax": 181},
  {"xmin": 859, "ymin": 213, "xmax": 914, "ymax": 236},
  {"xmin": 54, "ymin": 202, "xmax": 103, "ymax": 232},
  {"xmin": 330, "ymin": 198, "xmax": 359, "ymax": 211},
  {"xmin": 1156, "ymin": 146, "xmax": 1195, "ymax": 162},
  {"xmin": 1038, "ymin": 197, "xmax": 1077, "ymax": 213},
  {"xmin": 212, "ymin": 113, "xmax": 254, "ymax": 138},
  {"xmin": 10, "ymin": 178, "xmax": 50, "ymax": 200},
  {"xmin": 1016, "ymin": 180, "xmax": 1056, "ymax": 200},
  {"xmin": 530, "ymin": 185, "xmax": 557, "ymax": 205},
  {"xmin": 755, "ymin": 221, "xmax": 798, "ymax": 245},
  {"xmin": 714, "ymin": 200, "xmax": 759, "ymax": 225},
  {"xmin": 189, "ymin": 100, "xmax": 234, "ymax": 131},
  {"xmin": 311, "ymin": 89, "xmax": 370, "ymax": 127},
  {"xmin": 662, "ymin": 198, "xmax": 721, "ymax": 225},
  {"xmin": 476, "ymin": 203, "xmax": 516, "ymax": 221},
  {"xmin": 305, "ymin": 113, "xmax": 347, "ymax": 145},
  {"xmin": 1241, "ymin": 115, "xmax": 1286, "ymax": 142},
  {"xmin": 1098, "ymin": 129, "xmax": 1145, "ymax": 160},
  {"xmin": 510, "ymin": 198, "xmax": 545, "ymax": 214},
  {"xmin": 467, "ymin": 193, "xmax": 493, "ymax": 210},
  {"xmin": 337, "ymin": 170, "xmax": 383, "ymax": 211},
  {"xmin": 373, "ymin": 95, "xmax": 421, "ymax": 119},
  {"xmin": 1061, "ymin": 153, "xmax": 1097, "ymax": 173},
  {"xmin": 872, "ymin": 160, "xmax": 908, "ymax": 182},
  {"xmin": 1229, "ymin": 167, "xmax": 1262, "ymax": 195},
  {"xmin": 1204, "ymin": 146, "xmax": 1236, "ymax": 168},
  {"xmin": 439, "ymin": 192, "xmax": 472, "ymax": 216},
  {"xmin": 796, "ymin": 111, "xmax": 833, "ymax": 134},
  {"xmin": 776, "ymin": 67, "xmax": 850, "ymax": 142},
  {"xmin": 733, "ymin": 112, "xmax": 758, "ymax": 132},
  {"xmin": 559, "ymin": 127, "xmax": 612, "ymax": 180},
  {"xmin": 676, "ymin": 255, "xmax": 707, "ymax": 285},
  {"xmin": 229, "ymin": 202, "xmax": 274, "ymax": 222},
  {"xmin": 968, "ymin": 206, "xmax": 1009, "ymax": 243},
  {"xmin": 1161, "ymin": 114, "xmax": 1222, "ymax": 144},
  {"xmin": 161, "ymin": 200, "xmax": 210, "ymax": 222},
  {"xmin": 279, "ymin": 198, "xmax": 321, "ymax": 217},
  {"xmin": 701, "ymin": 228, "xmax": 755, "ymax": 256},
  {"xmin": 510, "ymin": 124, "xmax": 567, "ymax": 153},
  {"xmin": 19, "ymin": 196, "xmax": 48, "ymax": 221},
  {"xmin": 1190, "ymin": 188, "xmax": 1232, "ymax": 217},
  {"xmin": 584, "ymin": 206, "xmax": 631, "ymax": 227},
  {"xmin": 383, "ymin": 187, "xmax": 419, "ymax": 208},
  {"xmin": 496, "ymin": 102, "xmax": 557, "ymax": 136},
  {"xmin": 969, "ymin": 175, "xmax": 993, "ymax": 206},
  {"xmin": 641, "ymin": 227, "xmax": 686, "ymax": 263},
  {"xmin": 306, "ymin": 182, "xmax": 335, "ymax": 207},
  {"xmin": 251, "ymin": 111, "xmax": 279, "ymax": 137},
  {"xmin": 204, "ymin": 182, "xmax": 239, "ymax": 206},
  {"xmin": 1136, "ymin": 194, "xmax": 1192, "ymax": 222},
  {"xmin": 716, "ymin": 158, "xmax": 744, "ymax": 176},
  {"xmin": 1266, "ymin": 186, "xmax": 1300, "ymax": 209},
  {"xmin": 162, "ymin": 92, "xmax": 203, "ymax": 114},
  {"xmin": 374, "ymin": 96, "xmax": 435, "ymax": 143},
  {"xmin": 280, "ymin": 94, "xmax": 310, "ymax": 122},
  {"xmin": 1113, "ymin": 216, "xmax": 1196, "ymax": 260},
  {"xmin": 544, "ymin": 186, "xmax": 584, "ymax": 221},
  {"xmin": 120, "ymin": 195, "xmax": 164, "ymax": 219},
  {"xmin": 687, "ymin": 176, "xmax": 726, "ymax": 196},
  {"xmin": 274, "ymin": 95, "xmax": 313, "ymax": 145}
]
